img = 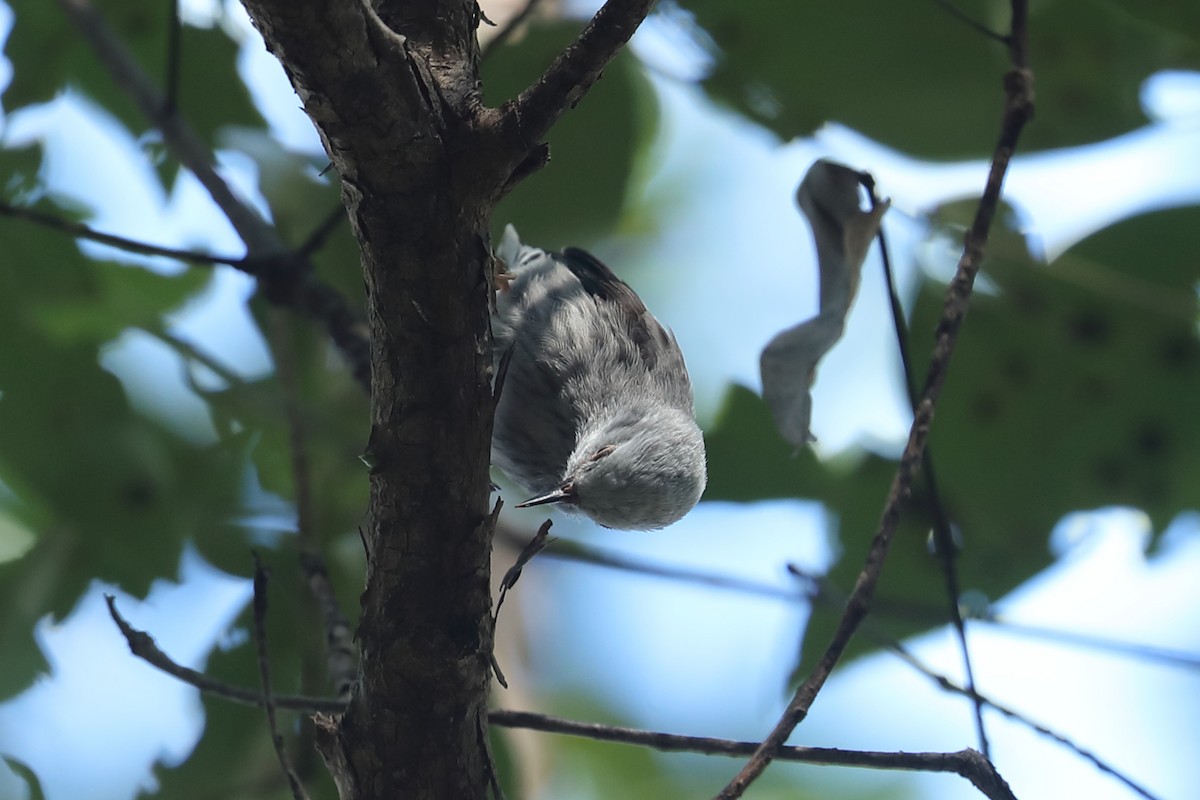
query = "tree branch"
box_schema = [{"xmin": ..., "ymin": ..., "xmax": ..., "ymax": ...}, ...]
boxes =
[
  {"xmin": 299, "ymin": 548, "xmax": 359, "ymax": 704},
  {"xmin": 489, "ymin": 711, "xmax": 1017, "ymax": 800},
  {"xmin": 252, "ymin": 557, "xmax": 313, "ymax": 800},
  {"xmin": 866, "ymin": 178, "xmax": 989, "ymax": 757},
  {"xmin": 58, "ymin": 0, "xmax": 272, "ymax": 249},
  {"xmin": 0, "ymin": 199, "xmax": 248, "ymax": 267},
  {"xmin": 55, "ymin": 0, "xmax": 371, "ymax": 392},
  {"xmin": 102, "ymin": 594, "xmax": 1023, "ymax": 800},
  {"xmin": 110, "ymin": 556, "xmax": 1158, "ymax": 800},
  {"xmin": 234, "ymin": 2, "xmax": 503, "ymax": 797},
  {"xmin": 887, "ymin": 643, "xmax": 1161, "ymax": 800},
  {"xmin": 104, "ymin": 594, "xmax": 344, "ymax": 714},
  {"xmin": 713, "ymin": 3, "xmax": 1035, "ymax": 796},
  {"xmin": 507, "ymin": 0, "xmax": 655, "ymax": 150}
]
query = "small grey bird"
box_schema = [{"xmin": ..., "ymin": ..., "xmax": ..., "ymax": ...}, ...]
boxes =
[{"xmin": 491, "ymin": 225, "xmax": 707, "ymax": 531}]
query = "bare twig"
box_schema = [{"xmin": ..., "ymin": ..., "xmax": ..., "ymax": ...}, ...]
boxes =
[
  {"xmin": 108, "ymin": 574, "xmax": 1150, "ymax": 798},
  {"xmin": 0, "ymin": 200, "xmax": 247, "ymax": 267},
  {"xmin": 104, "ymin": 594, "xmax": 344, "ymax": 714},
  {"xmin": 481, "ymin": 0, "xmax": 545, "ymax": 60},
  {"xmin": 58, "ymin": 0, "xmax": 272, "ymax": 248},
  {"xmin": 296, "ymin": 204, "xmax": 348, "ymax": 259},
  {"xmin": 496, "ymin": 526, "xmax": 806, "ymax": 603},
  {"xmin": 865, "ymin": 177, "xmax": 989, "ymax": 757},
  {"xmin": 55, "ymin": 0, "xmax": 371, "ymax": 391},
  {"xmin": 267, "ymin": 309, "xmax": 360, "ymax": 703},
  {"xmin": 489, "ymin": 710, "xmax": 1017, "ymax": 800},
  {"xmin": 252, "ymin": 556, "xmax": 313, "ymax": 800},
  {"xmin": 931, "ymin": 0, "xmax": 1011, "ymax": 45},
  {"xmin": 975, "ymin": 618, "xmax": 1200, "ymax": 670},
  {"xmin": 490, "ymin": 537, "xmax": 1173, "ymax": 797},
  {"xmin": 477, "ymin": 710, "xmax": 509, "ymax": 800},
  {"xmin": 270, "ymin": 313, "xmax": 316, "ymax": 549},
  {"xmin": 507, "ymin": 530, "xmax": 1200, "ymax": 673},
  {"xmin": 494, "ymin": 519, "xmax": 554, "ymax": 628},
  {"xmin": 298, "ymin": 550, "xmax": 359, "ymax": 703},
  {"xmin": 887, "ymin": 643, "xmax": 1161, "ymax": 800},
  {"xmin": 164, "ymin": 0, "xmax": 182, "ymax": 116},
  {"xmin": 508, "ymin": 0, "xmax": 655, "ymax": 151},
  {"xmin": 713, "ymin": 3, "xmax": 1035, "ymax": 795}
]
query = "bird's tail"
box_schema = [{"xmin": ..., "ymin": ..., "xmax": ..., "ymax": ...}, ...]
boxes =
[{"xmin": 496, "ymin": 224, "xmax": 525, "ymax": 271}]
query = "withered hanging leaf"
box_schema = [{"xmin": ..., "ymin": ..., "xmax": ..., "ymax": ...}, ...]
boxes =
[{"xmin": 760, "ymin": 159, "xmax": 889, "ymax": 446}]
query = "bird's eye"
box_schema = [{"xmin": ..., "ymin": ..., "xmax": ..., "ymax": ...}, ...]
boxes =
[{"xmin": 590, "ymin": 444, "xmax": 616, "ymax": 462}]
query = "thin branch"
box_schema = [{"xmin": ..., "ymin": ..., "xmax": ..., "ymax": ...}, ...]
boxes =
[
  {"xmin": 494, "ymin": 518, "xmax": 553, "ymax": 629},
  {"xmin": 975, "ymin": 618, "xmax": 1200, "ymax": 670},
  {"xmin": 298, "ymin": 549, "xmax": 359, "ymax": 703},
  {"xmin": 508, "ymin": 528, "xmax": 1200, "ymax": 673},
  {"xmin": 481, "ymin": 0, "xmax": 545, "ymax": 60},
  {"xmin": 713, "ymin": 3, "xmax": 1035, "ymax": 795},
  {"xmin": 58, "ymin": 0, "xmax": 272, "ymax": 249},
  {"xmin": 496, "ymin": 526, "xmax": 805, "ymax": 603},
  {"xmin": 477, "ymin": 710, "xmax": 508, "ymax": 800},
  {"xmin": 55, "ymin": 0, "xmax": 371, "ymax": 392},
  {"xmin": 108, "ymin": 579, "xmax": 1148, "ymax": 797},
  {"xmin": 0, "ymin": 199, "xmax": 248, "ymax": 267},
  {"xmin": 509, "ymin": 0, "xmax": 655, "ymax": 151},
  {"xmin": 104, "ymin": 593, "xmax": 345, "ymax": 714},
  {"xmin": 164, "ymin": 0, "xmax": 182, "ymax": 116},
  {"xmin": 507, "ymin": 537, "xmax": 1155, "ymax": 797},
  {"xmin": 296, "ymin": 204, "xmax": 348, "ymax": 259},
  {"xmin": 271, "ymin": 315, "xmax": 316, "ymax": 551},
  {"xmin": 152, "ymin": 328, "xmax": 247, "ymax": 395},
  {"xmin": 268, "ymin": 310, "xmax": 360, "ymax": 703},
  {"xmin": 931, "ymin": 0, "xmax": 1011, "ymax": 45},
  {"xmin": 489, "ymin": 711, "xmax": 1017, "ymax": 800},
  {"xmin": 252, "ymin": 556, "xmax": 313, "ymax": 800},
  {"xmin": 887, "ymin": 643, "xmax": 1162, "ymax": 800},
  {"xmin": 866, "ymin": 179, "xmax": 989, "ymax": 757}
]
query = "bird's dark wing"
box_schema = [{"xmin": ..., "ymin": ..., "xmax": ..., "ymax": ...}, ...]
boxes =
[{"xmin": 557, "ymin": 246, "xmax": 664, "ymax": 367}]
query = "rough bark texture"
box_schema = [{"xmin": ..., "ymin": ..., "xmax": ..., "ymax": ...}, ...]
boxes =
[
  {"xmin": 237, "ymin": 2, "xmax": 497, "ymax": 797},
  {"xmin": 234, "ymin": 1, "xmax": 654, "ymax": 797}
]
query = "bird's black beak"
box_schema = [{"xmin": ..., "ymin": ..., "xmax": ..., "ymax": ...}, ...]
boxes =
[{"xmin": 516, "ymin": 482, "xmax": 576, "ymax": 508}]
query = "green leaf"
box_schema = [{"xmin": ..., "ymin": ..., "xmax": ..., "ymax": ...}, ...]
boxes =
[
  {"xmin": 0, "ymin": 556, "xmax": 52, "ymax": 698},
  {"xmin": 918, "ymin": 206, "xmax": 1200, "ymax": 541},
  {"xmin": 483, "ymin": 22, "xmax": 659, "ymax": 246},
  {"xmin": 681, "ymin": 0, "xmax": 1200, "ymax": 155},
  {"xmin": 192, "ymin": 308, "xmax": 369, "ymax": 576},
  {"xmin": 2, "ymin": 756, "xmax": 45, "ymax": 800},
  {"xmin": 0, "ymin": 187, "xmax": 245, "ymax": 697},
  {"xmin": 1105, "ymin": 0, "xmax": 1200, "ymax": 45}
]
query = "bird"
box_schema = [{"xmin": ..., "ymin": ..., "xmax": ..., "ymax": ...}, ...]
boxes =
[{"xmin": 491, "ymin": 225, "xmax": 707, "ymax": 531}]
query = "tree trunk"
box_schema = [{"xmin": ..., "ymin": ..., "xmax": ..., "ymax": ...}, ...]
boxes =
[{"xmin": 235, "ymin": 0, "xmax": 653, "ymax": 795}]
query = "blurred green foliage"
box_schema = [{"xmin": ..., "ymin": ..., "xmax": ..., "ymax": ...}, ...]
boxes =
[{"xmin": 0, "ymin": 0, "xmax": 1197, "ymax": 797}]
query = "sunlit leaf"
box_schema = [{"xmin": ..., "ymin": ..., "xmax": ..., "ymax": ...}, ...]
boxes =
[
  {"xmin": 919, "ymin": 206, "xmax": 1200, "ymax": 543},
  {"xmin": 681, "ymin": 0, "xmax": 1200, "ymax": 155},
  {"xmin": 0, "ymin": 190, "xmax": 241, "ymax": 697}
]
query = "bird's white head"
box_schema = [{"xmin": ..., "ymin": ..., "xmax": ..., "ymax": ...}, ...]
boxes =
[{"xmin": 518, "ymin": 406, "xmax": 707, "ymax": 530}]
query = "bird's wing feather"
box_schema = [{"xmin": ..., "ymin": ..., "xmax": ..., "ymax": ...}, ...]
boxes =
[{"xmin": 557, "ymin": 246, "xmax": 664, "ymax": 369}]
